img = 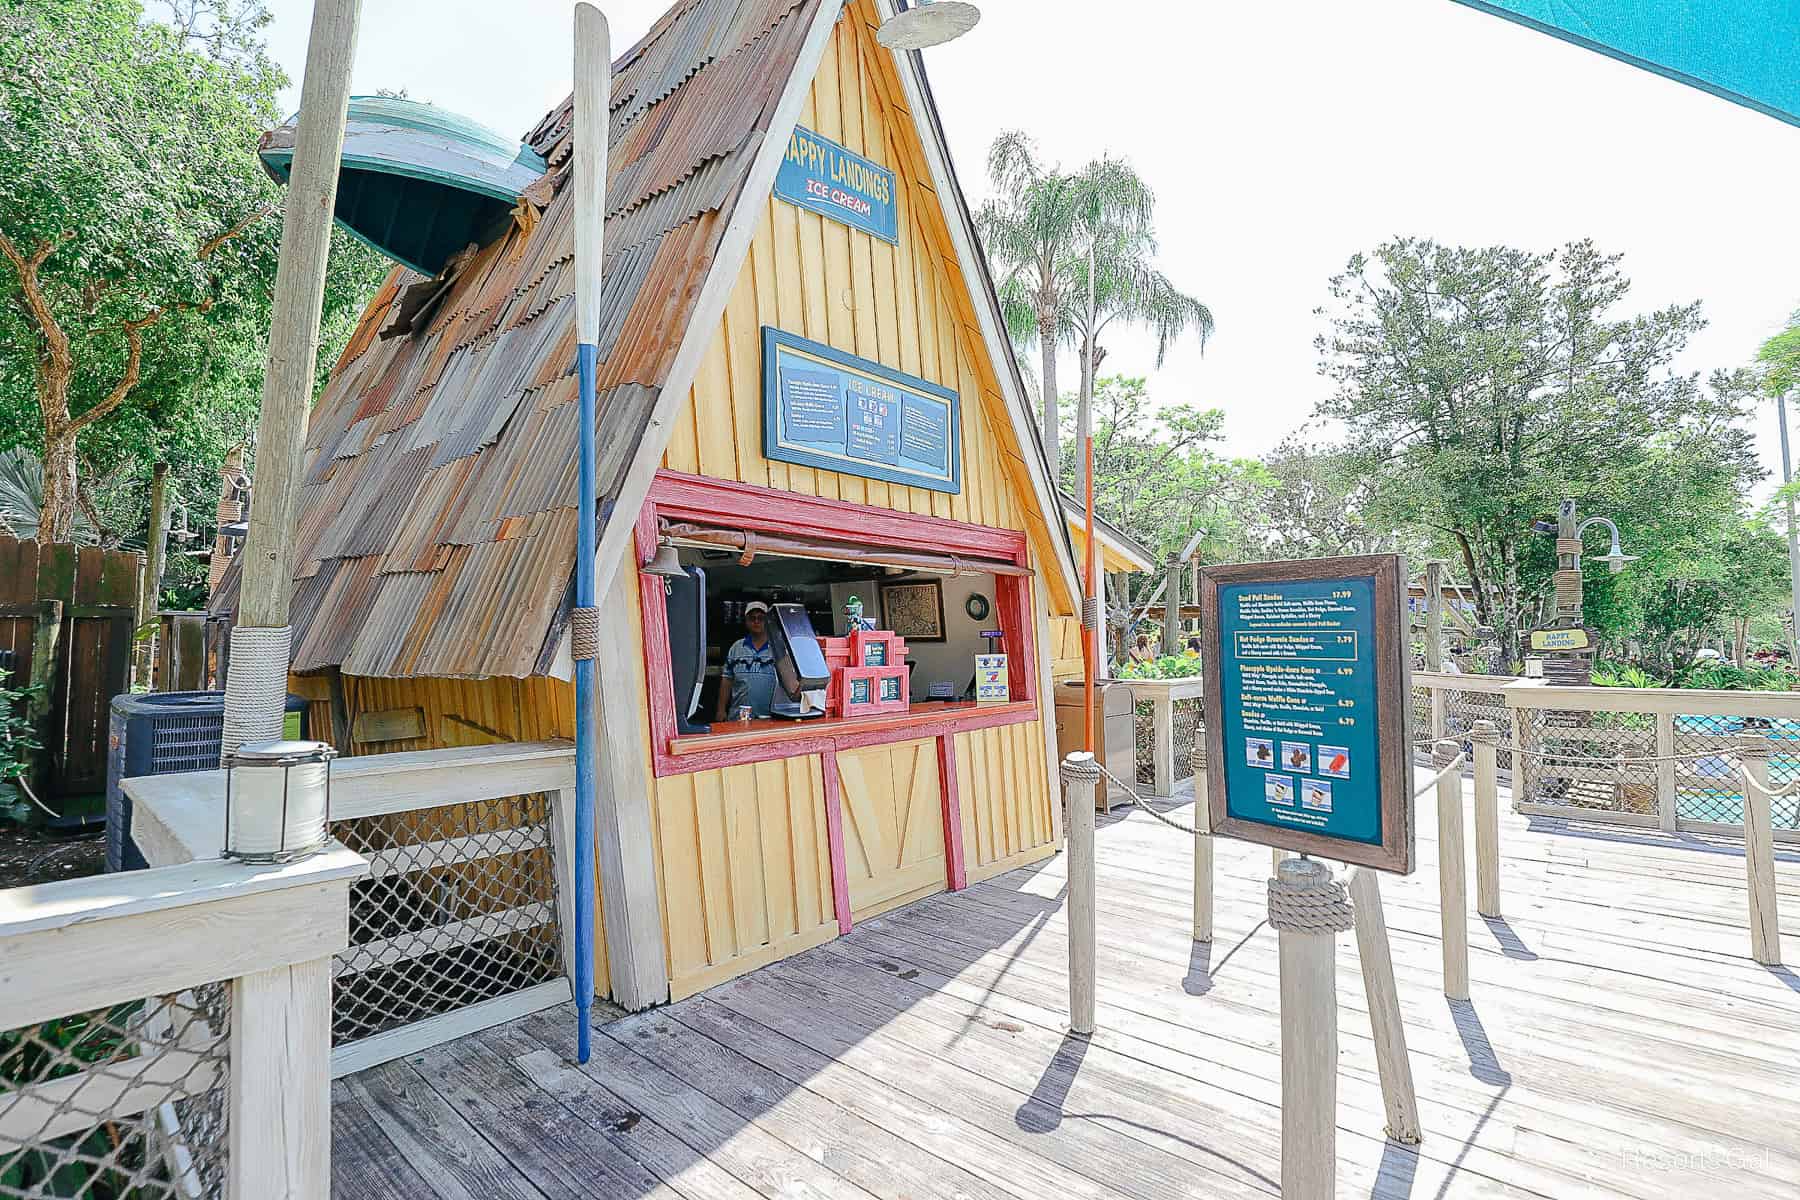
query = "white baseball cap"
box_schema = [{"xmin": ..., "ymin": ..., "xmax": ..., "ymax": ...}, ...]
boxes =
[{"xmin": 743, "ymin": 601, "xmax": 770, "ymax": 616}]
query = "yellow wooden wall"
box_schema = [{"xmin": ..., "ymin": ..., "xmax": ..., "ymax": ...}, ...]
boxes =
[{"xmin": 643, "ymin": 8, "xmax": 1063, "ymax": 997}]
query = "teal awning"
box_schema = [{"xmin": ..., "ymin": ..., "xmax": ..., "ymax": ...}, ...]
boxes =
[
  {"xmin": 1453, "ymin": 1, "xmax": 1800, "ymax": 127},
  {"xmin": 259, "ymin": 96, "xmax": 547, "ymax": 277}
]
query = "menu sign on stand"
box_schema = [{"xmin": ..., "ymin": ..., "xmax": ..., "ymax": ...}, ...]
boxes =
[{"xmin": 1198, "ymin": 554, "xmax": 1414, "ymax": 873}]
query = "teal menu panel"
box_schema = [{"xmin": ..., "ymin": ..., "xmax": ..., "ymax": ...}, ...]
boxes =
[{"xmin": 1217, "ymin": 575, "xmax": 1382, "ymax": 846}]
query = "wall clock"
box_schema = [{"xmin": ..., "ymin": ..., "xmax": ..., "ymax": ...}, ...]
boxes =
[{"xmin": 964, "ymin": 593, "xmax": 990, "ymax": 621}]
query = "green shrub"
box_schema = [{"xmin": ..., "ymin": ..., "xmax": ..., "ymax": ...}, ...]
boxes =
[{"xmin": 1117, "ymin": 654, "xmax": 1203, "ymax": 680}]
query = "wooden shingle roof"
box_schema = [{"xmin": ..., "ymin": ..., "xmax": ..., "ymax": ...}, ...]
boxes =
[{"xmin": 212, "ymin": 0, "xmax": 825, "ymax": 678}]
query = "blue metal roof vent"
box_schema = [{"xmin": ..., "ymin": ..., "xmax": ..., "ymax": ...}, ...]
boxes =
[{"xmin": 258, "ymin": 96, "xmax": 548, "ymax": 277}]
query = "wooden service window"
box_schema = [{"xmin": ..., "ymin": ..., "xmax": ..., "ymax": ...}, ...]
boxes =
[{"xmin": 634, "ymin": 471, "xmax": 1041, "ymax": 776}]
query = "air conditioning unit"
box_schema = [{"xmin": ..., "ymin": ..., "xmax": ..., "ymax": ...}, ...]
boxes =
[{"xmin": 105, "ymin": 691, "xmax": 308, "ymax": 871}]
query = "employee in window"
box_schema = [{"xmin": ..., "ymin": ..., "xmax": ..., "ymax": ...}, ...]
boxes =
[{"xmin": 717, "ymin": 601, "xmax": 782, "ymax": 720}]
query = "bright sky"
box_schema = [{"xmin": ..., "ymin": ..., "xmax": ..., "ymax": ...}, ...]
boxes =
[{"xmin": 264, "ymin": 0, "xmax": 1800, "ymax": 501}]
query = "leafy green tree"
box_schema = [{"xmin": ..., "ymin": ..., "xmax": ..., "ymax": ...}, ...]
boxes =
[
  {"xmin": 1248, "ymin": 437, "xmax": 1427, "ymax": 561},
  {"xmin": 0, "ymin": 0, "xmax": 384, "ymax": 544},
  {"xmin": 978, "ymin": 133, "xmax": 1210, "ymax": 467},
  {"xmin": 1315, "ymin": 237, "xmax": 1759, "ymax": 667}
]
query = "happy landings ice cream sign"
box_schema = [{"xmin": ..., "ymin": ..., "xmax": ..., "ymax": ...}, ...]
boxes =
[{"xmin": 774, "ymin": 125, "xmax": 899, "ymax": 244}]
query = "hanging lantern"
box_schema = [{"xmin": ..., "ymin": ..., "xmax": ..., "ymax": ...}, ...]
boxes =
[{"xmin": 222, "ymin": 739, "xmax": 336, "ymax": 863}]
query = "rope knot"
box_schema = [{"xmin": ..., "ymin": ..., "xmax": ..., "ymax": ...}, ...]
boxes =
[
  {"xmin": 570, "ymin": 606, "xmax": 601, "ymax": 661},
  {"xmin": 1060, "ymin": 753, "xmax": 1103, "ymax": 785},
  {"xmin": 1266, "ymin": 860, "xmax": 1354, "ymax": 934},
  {"xmin": 1080, "ymin": 595, "xmax": 1102, "ymax": 630}
]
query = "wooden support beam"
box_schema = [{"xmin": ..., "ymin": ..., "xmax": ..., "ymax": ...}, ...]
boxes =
[
  {"xmin": 1348, "ymin": 867, "xmax": 1421, "ymax": 1144},
  {"xmin": 228, "ymin": 958, "xmax": 332, "ymax": 1200},
  {"xmin": 1436, "ymin": 742, "xmax": 1470, "ymax": 1000},
  {"xmin": 592, "ymin": 553, "xmax": 669, "ymax": 1010},
  {"xmin": 1063, "ymin": 752, "xmax": 1097, "ymax": 1036},
  {"xmin": 1472, "ymin": 720, "xmax": 1501, "ymax": 919},
  {"xmin": 1737, "ymin": 735, "xmax": 1782, "ymax": 966}
]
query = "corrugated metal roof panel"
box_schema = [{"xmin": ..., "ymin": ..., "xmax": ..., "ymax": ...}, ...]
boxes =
[{"xmin": 213, "ymin": 0, "xmax": 821, "ymax": 678}]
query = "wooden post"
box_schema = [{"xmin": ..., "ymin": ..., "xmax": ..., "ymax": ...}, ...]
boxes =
[
  {"xmin": 1272, "ymin": 847, "xmax": 1285, "ymax": 876},
  {"xmin": 1191, "ymin": 740, "xmax": 1211, "ymax": 942},
  {"xmin": 1162, "ymin": 554, "xmax": 1181, "ymax": 656},
  {"xmin": 26, "ymin": 599, "xmax": 61, "ymax": 800},
  {"xmin": 1348, "ymin": 867, "xmax": 1420, "ymax": 1144},
  {"xmin": 1271, "ymin": 856, "xmax": 1350, "ymax": 1199},
  {"xmin": 228, "ymin": 957, "xmax": 333, "ymax": 1199},
  {"xmin": 593, "ymin": 551, "xmax": 670, "ymax": 1009},
  {"xmin": 1655, "ymin": 711, "xmax": 1678, "ymax": 832},
  {"xmin": 225, "ymin": 0, "xmax": 361, "ymax": 742},
  {"xmin": 1152, "ymin": 691, "xmax": 1175, "ymax": 798},
  {"xmin": 136, "ymin": 461, "xmax": 169, "ymax": 686},
  {"xmin": 1424, "ymin": 560, "xmax": 1444, "ymax": 673},
  {"xmin": 1062, "ymin": 752, "xmax": 1098, "ymax": 1035},
  {"xmin": 1437, "ymin": 740, "xmax": 1469, "ymax": 999},
  {"xmin": 1472, "ymin": 719, "xmax": 1500, "ymax": 919},
  {"xmin": 1430, "ymin": 684, "xmax": 1446, "ymax": 742},
  {"xmin": 1737, "ymin": 734, "xmax": 1782, "ymax": 966}
]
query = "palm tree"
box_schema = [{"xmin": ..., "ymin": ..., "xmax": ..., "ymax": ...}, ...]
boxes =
[
  {"xmin": 977, "ymin": 133, "xmax": 1163, "ymax": 468},
  {"xmin": 1067, "ymin": 225, "xmax": 1214, "ymax": 460}
]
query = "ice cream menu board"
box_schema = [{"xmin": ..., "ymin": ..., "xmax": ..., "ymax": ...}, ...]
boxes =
[
  {"xmin": 1199, "ymin": 555, "xmax": 1415, "ymax": 874},
  {"xmin": 762, "ymin": 326, "xmax": 961, "ymax": 494}
]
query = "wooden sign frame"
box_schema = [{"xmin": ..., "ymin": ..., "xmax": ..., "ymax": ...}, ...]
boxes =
[{"xmin": 1198, "ymin": 554, "xmax": 1415, "ymax": 874}]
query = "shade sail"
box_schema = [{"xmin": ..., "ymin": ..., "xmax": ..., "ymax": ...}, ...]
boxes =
[{"xmin": 1452, "ymin": 0, "xmax": 1800, "ymax": 127}]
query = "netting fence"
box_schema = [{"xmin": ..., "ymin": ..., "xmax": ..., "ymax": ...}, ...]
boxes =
[
  {"xmin": 1, "ymin": 988, "xmax": 229, "ymax": 1199},
  {"xmin": 1414, "ymin": 674, "xmax": 1800, "ymax": 836},
  {"xmin": 331, "ymin": 792, "xmax": 565, "ymax": 1048},
  {"xmin": 1133, "ymin": 694, "xmax": 1204, "ymax": 791}
]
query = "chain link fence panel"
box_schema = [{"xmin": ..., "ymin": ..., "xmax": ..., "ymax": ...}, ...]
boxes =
[
  {"xmin": 1670, "ymin": 713, "xmax": 1800, "ymax": 831},
  {"xmin": 1516, "ymin": 706, "xmax": 1659, "ymax": 818},
  {"xmin": 1, "ymin": 987, "xmax": 229, "ymax": 1199},
  {"xmin": 331, "ymin": 793, "xmax": 564, "ymax": 1047}
]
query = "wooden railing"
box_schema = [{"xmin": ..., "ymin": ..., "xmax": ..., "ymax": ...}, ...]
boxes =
[
  {"xmin": 0, "ymin": 850, "xmax": 363, "ymax": 1200},
  {"xmin": 1412, "ymin": 673, "xmax": 1800, "ymax": 843},
  {"xmin": 123, "ymin": 741, "xmax": 580, "ymax": 1077},
  {"xmin": 1120, "ymin": 677, "xmax": 1204, "ymax": 797}
]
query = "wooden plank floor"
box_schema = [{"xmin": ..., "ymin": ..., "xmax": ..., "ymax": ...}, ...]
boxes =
[{"xmin": 334, "ymin": 772, "xmax": 1800, "ymax": 1199}]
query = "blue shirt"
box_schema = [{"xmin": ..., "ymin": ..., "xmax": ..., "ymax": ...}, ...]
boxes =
[{"xmin": 723, "ymin": 636, "xmax": 782, "ymax": 717}]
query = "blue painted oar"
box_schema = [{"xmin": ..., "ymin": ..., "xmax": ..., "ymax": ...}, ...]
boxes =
[{"xmin": 571, "ymin": 0, "xmax": 609, "ymax": 1065}]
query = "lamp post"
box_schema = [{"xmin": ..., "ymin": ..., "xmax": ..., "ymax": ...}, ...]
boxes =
[{"xmin": 1537, "ymin": 498, "xmax": 1636, "ymax": 683}]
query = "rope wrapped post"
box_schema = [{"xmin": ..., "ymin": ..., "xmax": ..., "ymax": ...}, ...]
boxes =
[
  {"xmin": 1062, "ymin": 752, "xmax": 1099, "ymax": 1035},
  {"xmin": 1737, "ymin": 735, "xmax": 1783, "ymax": 966},
  {"xmin": 219, "ymin": 625, "xmax": 293, "ymax": 762},
  {"xmin": 1268, "ymin": 856, "xmax": 1355, "ymax": 1200},
  {"xmin": 1435, "ymin": 740, "xmax": 1470, "ymax": 1000},
  {"xmin": 1190, "ymin": 739, "xmax": 1212, "ymax": 942},
  {"xmin": 1348, "ymin": 866, "xmax": 1420, "ymax": 1144},
  {"xmin": 1471, "ymin": 720, "xmax": 1501, "ymax": 919}
]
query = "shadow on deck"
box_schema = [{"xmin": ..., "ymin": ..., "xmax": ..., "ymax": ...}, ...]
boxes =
[{"xmin": 332, "ymin": 773, "xmax": 1800, "ymax": 1200}]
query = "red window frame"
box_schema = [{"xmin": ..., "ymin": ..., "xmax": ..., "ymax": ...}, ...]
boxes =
[{"xmin": 634, "ymin": 470, "xmax": 1040, "ymax": 777}]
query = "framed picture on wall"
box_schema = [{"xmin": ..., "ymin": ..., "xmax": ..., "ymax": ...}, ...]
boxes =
[{"xmin": 880, "ymin": 580, "xmax": 946, "ymax": 642}]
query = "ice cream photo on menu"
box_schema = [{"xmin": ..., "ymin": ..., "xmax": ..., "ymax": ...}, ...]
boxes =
[
  {"xmin": 1283, "ymin": 741, "xmax": 1313, "ymax": 773},
  {"xmin": 1247, "ymin": 737, "xmax": 1274, "ymax": 768},
  {"xmin": 1320, "ymin": 746, "xmax": 1350, "ymax": 779}
]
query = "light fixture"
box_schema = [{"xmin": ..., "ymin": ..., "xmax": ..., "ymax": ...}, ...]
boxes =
[
  {"xmin": 876, "ymin": 0, "xmax": 981, "ymax": 50},
  {"xmin": 642, "ymin": 539, "xmax": 687, "ymax": 579},
  {"xmin": 1597, "ymin": 536, "xmax": 1639, "ymax": 575},
  {"xmin": 222, "ymin": 739, "xmax": 336, "ymax": 863}
]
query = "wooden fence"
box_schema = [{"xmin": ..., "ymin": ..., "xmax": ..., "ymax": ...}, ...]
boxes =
[
  {"xmin": 0, "ymin": 537, "xmax": 141, "ymax": 803},
  {"xmin": 1413, "ymin": 671, "xmax": 1800, "ymax": 842},
  {"xmin": 123, "ymin": 741, "xmax": 581, "ymax": 1078},
  {"xmin": 0, "ymin": 848, "xmax": 362, "ymax": 1199}
]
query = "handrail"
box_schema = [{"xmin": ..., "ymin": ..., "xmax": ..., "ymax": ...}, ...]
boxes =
[
  {"xmin": 125, "ymin": 738, "xmax": 577, "ymax": 865},
  {"xmin": 1501, "ymin": 683, "xmax": 1800, "ymax": 717}
]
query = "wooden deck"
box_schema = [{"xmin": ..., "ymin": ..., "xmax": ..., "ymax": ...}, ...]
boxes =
[{"xmin": 332, "ymin": 772, "xmax": 1800, "ymax": 1199}]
